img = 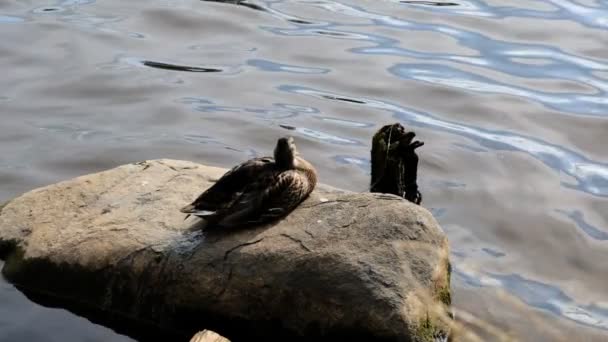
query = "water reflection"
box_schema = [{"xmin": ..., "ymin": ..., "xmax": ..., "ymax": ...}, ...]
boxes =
[
  {"xmin": 0, "ymin": 15, "xmax": 25, "ymax": 23},
  {"xmin": 278, "ymin": 84, "xmax": 608, "ymax": 197},
  {"xmin": 246, "ymin": 59, "xmax": 330, "ymax": 74},
  {"xmin": 110, "ymin": 57, "xmax": 242, "ymax": 75},
  {"xmin": 481, "ymin": 247, "xmax": 505, "ymax": 258},
  {"xmin": 204, "ymin": 0, "xmax": 267, "ymax": 12},
  {"xmin": 278, "ymin": 124, "xmax": 362, "ymax": 145},
  {"xmin": 456, "ymin": 268, "xmax": 608, "ymax": 331},
  {"xmin": 333, "ymin": 155, "xmax": 369, "ymax": 170},
  {"xmin": 448, "ymin": 212, "xmax": 608, "ymax": 333},
  {"xmin": 401, "ymin": 1, "xmax": 459, "ymax": 7},
  {"xmin": 142, "ymin": 60, "xmax": 223, "ymax": 73},
  {"xmin": 557, "ymin": 210, "xmax": 608, "ymax": 241},
  {"xmin": 389, "ymin": 63, "xmax": 604, "ymax": 116},
  {"xmin": 32, "ymin": 6, "xmax": 65, "ymax": 13},
  {"xmin": 0, "ymin": 262, "xmax": 134, "ymax": 342},
  {"xmin": 202, "ymin": 0, "xmax": 324, "ymax": 25},
  {"xmin": 1, "ymin": 0, "xmax": 607, "ymax": 340}
]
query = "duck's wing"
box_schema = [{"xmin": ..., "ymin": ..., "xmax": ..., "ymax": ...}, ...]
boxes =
[
  {"xmin": 181, "ymin": 157, "xmax": 274, "ymax": 214},
  {"xmin": 259, "ymin": 170, "xmax": 314, "ymax": 221},
  {"xmin": 219, "ymin": 170, "xmax": 312, "ymax": 226}
]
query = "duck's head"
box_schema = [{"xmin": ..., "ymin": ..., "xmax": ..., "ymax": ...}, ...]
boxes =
[{"xmin": 274, "ymin": 136, "xmax": 297, "ymax": 169}]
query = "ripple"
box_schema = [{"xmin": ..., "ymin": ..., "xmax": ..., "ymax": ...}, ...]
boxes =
[
  {"xmin": 197, "ymin": 105, "xmax": 299, "ymax": 119},
  {"xmin": 400, "ymin": 1, "xmax": 459, "ymax": 7},
  {"xmin": 320, "ymin": 94, "xmax": 366, "ymax": 104},
  {"xmin": 316, "ymin": 117, "xmax": 373, "ymax": 128},
  {"xmin": 59, "ymin": 0, "xmax": 96, "ymax": 5},
  {"xmin": 547, "ymin": 0, "xmax": 608, "ymax": 29},
  {"xmin": 181, "ymin": 98, "xmax": 311, "ymax": 120},
  {"xmin": 142, "ymin": 60, "xmax": 223, "ymax": 73},
  {"xmin": 430, "ymin": 180, "xmax": 466, "ymax": 188},
  {"xmin": 279, "ymin": 84, "xmax": 608, "ymax": 197},
  {"xmin": 183, "ymin": 134, "xmax": 215, "ymax": 142},
  {"xmin": 117, "ymin": 57, "xmax": 241, "ymax": 75},
  {"xmin": 0, "ymin": 15, "xmax": 25, "ymax": 24},
  {"xmin": 247, "ymin": 59, "xmax": 330, "ymax": 74},
  {"xmin": 429, "ymin": 207, "xmax": 448, "ymax": 218},
  {"xmin": 492, "ymin": 273, "xmax": 608, "ymax": 330},
  {"xmin": 34, "ymin": 123, "xmax": 110, "ymax": 141},
  {"xmin": 398, "ymin": 0, "xmax": 560, "ymax": 18},
  {"xmin": 455, "ymin": 267, "xmax": 608, "ymax": 330},
  {"xmin": 265, "ymin": 26, "xmax": 377, "ymax": 41},
  {"xmin": 556, "ymin": 209, "xmax": 608, "ymax": 241},
  {"xmin": 354, "ymin": 24, "xmax": 608, "ymax": 79},
  {"xmin": 293, "ymin": 0, "xmax": 608, "ymax": 99},
  {"xmin": 389, "ymin": 63, "xmax": 605, "ymax": 117},
  {"xmin": 274, "ymin": 103, "xmax": 319, "ymax": 114},
  {"xmin": 287, "ymin": 18, "xmax": 317, "ymax": 25},
  {"xmin": 177, "ymin": 97, "xmax": 214, "ymax": 105},
  {"xmin": 203, "ymin": 0, "xmax": 325, "ymax": 25},
  {"xmin": 255, "ymin": 1, "xmax": 608, "ymax": 123},
  {"xmin": 481, "ymin": 247, "xmax": 506, "ymax": 258},
  {"xmin": 127, "ymin": 32, "xmax": 146, "ymax": 39},
  {"xmin": 56, "ymin": 12, "xmax": 128, "ymax": 35},
  {"xmin": 278, "ymin": 124, "xmax": 362, "ymax": 145},
  {"xmin": 32, "ymin": 7, "xmax": 65, "ymax": 14},
  {"xmin": 182, "ymin": 134, "xmax": 221, "ymax": 145},
  {"xmin": 453, "ymin": 142, "xmax": 488, "ymax": 153},
  {"xmin": 332, "ymin": 155, "xmax": 370, "ymax": 170}
]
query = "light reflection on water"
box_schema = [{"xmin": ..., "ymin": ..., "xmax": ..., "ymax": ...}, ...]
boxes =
[
  {"xmin": 279, "ymin": 84, "xmax": 608, "ymax": 197},
  {"xmin": 0, "ymin": 0, "xmax": 607, "ymax": 340}
]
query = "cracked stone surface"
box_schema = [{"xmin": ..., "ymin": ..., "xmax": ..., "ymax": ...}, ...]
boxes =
[{"xmin": 0, "ymin": 159, "xmax": 450, "ymax": 342}]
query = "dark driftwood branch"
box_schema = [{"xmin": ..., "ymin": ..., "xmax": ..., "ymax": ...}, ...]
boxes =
[{"xmin": 370, "ymin": 123, "xmax": 424, "ymax": 204}]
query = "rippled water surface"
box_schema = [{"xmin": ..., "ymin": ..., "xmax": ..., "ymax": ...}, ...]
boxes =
[{"xmin": 1, "ymin": 0, "xmax": 607, "ymax": 340}]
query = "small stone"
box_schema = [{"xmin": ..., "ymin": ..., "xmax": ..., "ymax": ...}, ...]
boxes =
[{"xmin": 190, "ymin": 329, "xmax": 230, "ymax": 342}]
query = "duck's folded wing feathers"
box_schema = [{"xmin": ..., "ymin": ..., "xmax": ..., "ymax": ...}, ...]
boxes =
[
  {"xmin": 213, "ymin": 173, "xmax": 276, "ymax": 227},
  {"xmin": 187, "ymin": 157, "xmax": 274, "ymax": 211},
  {"xmin": 249, "ymin": 170, "xmax": 311, "ymax": 224}
]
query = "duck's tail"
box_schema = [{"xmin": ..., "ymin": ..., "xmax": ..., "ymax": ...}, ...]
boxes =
[
  {"xmin": 180, "ymin": 204, "xmax": 216, "ymax": 218},
  {"xmin": 180, "ymin": 204, "xmax": 196, "ymax": 213}
]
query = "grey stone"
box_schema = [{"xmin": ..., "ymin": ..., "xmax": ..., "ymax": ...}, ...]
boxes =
[
  {"xmin": 190, "ymin": 329, "xmax": 230, "ymax": 342},
  {"xmin": 0, "ymin": 159, "xmax": 451, "ymax": 341}
]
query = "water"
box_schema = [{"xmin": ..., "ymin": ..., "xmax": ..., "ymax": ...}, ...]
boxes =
[{"xmin": 0, "ymin": 0, "xmax": 607, "ymax": 340}]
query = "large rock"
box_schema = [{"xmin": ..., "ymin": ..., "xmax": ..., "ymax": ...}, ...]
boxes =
[{"xmin": 0, "ymin": 159, "xmax": 451, "ymax": 341}]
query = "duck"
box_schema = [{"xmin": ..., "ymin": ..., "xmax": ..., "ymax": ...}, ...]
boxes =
[{"xmin": 180, "ymin": 136, "xmax": 317, "ymax": 228}]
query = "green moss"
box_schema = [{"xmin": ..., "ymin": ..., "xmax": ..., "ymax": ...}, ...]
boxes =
[
  {"xmin": 436, "ymin": 285, "xmax": 452, "ymax": 307},
  {"xmin": 414, "ymin": 312, "xmax": 445, "ymax": 342},
  {"xmin": 418, "ymin": 260, "xmax": 452, "ymax": 341},
  {"xmin": 436, "ymin": 261, "xmax": 452, "ymax": 306}
]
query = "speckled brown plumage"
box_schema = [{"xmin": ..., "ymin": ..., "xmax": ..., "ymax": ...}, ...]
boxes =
[{"xmin": 181, "ymin": 137, "xmax": 317, "ymax": 228}]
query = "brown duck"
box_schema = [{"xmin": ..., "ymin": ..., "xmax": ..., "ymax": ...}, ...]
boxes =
[{"xmin": 180, "ymin": 136, "xmax": 317, "ymax": 228}]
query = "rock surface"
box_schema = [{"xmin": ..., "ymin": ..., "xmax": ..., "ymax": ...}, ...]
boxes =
[
  {"xmin": 0, "ymin": 159, "xmax": 450, "ymax": 341},
  {"xmin": 190, "ymin": 329, "xmax": 230, "ymax": 342}
]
